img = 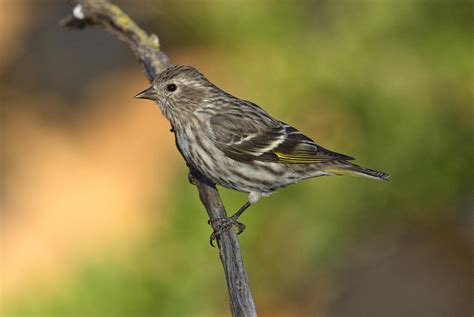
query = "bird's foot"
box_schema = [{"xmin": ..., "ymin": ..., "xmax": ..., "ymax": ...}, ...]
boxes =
[
  {"xmin": 187, "ymin": 171, "xmax": 196, "ymax": 185},
  {"xmin": 208, "ymin": 216, "xmax": 246, "ymax": 247}
]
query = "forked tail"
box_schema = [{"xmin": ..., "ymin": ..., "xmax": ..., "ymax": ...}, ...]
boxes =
[{"xmin": 324, "ymin": 163, "xmax": 390, "ymax": 181}]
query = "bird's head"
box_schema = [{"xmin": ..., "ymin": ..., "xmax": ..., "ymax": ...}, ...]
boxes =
[{"xmin": 135, "ymin": 64, "xmax": 215, "ymax": 121}]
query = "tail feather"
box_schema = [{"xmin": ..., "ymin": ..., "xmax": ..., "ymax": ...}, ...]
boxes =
[{"xmin": 324, "ymin": 163, "xmax": 390, "ymax": 181}]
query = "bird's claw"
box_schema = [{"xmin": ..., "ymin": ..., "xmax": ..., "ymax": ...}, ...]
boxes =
[
  {"xmin": 208, "ymin": 216, "xmax": 246, "ymax": 247},
  {"xmin": 188, "ymin": 171, "xmax": 196, "ymax": 185}
]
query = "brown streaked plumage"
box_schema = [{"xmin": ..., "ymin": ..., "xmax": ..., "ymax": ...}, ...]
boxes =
[{"xmin": 135, "ymin": 64, "xmax": 389, "ymax": 244}]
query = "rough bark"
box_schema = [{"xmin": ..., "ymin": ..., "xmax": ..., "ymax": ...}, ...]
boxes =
[{"xmin": 61, "ymin": 1, "xmax": 257, "ymax": 316}]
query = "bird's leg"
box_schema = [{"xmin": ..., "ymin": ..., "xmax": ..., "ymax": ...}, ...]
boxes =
[{"xmin": 209, "ymin": 201, "xmax": 251, "ymax": 246}]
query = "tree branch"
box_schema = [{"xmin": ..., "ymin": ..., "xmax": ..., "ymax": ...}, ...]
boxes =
[{"xmin": 61, "ymin": 1, "xmax": 257, "ymax": 316}]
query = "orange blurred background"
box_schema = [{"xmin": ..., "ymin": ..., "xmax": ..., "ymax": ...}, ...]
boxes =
[{"xmin": 1, "ymin": 1, "xmax": 472, "ymax": 316}]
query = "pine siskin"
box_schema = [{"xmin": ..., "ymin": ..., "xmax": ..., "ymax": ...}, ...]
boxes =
[{"xmin": 135, "ymin": 65, "xmax": 389, "ymax": 243}]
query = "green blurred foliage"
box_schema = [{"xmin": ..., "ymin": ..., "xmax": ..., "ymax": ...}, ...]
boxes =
[{"xmin": 6, "ymin": 0, "xmax": 472, "ymax": 315}]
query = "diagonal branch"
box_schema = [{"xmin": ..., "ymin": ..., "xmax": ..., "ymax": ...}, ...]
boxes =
[{"xmin": 61, "ymin": 1, "xmax": 256, "ymax": 316}]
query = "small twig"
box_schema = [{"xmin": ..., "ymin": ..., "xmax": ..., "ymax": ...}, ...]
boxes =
[{"xmin": 61, "ymin": 1, "xmax": 256, "ymax": 316}]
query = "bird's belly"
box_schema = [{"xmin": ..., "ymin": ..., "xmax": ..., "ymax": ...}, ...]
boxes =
[
  {"xmin": 177, "ymin": 133, "xmax": 298, "ymax": 193},
  {"xmin": 176, "ymin": 127, "xmax": 327, "ymax": 194}
]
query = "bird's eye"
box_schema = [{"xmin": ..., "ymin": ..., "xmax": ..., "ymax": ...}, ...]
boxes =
[{"xmin": 166, "ymin": 83, "xmax": 177, "ymax": 92}]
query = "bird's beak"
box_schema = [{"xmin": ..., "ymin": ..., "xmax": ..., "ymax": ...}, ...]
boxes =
[{"xmin": 134, "ymin": 85, "xmax": 156, "ymax": 100}]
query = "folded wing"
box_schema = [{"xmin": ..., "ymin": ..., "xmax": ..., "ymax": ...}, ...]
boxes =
[{"xmin": 209, "ymin": 103, "xmax": 354, "ymax": 164}]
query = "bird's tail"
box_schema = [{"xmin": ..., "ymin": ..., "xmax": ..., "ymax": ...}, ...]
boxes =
[{"xmin": 324, "ymin": 163, "xmax": 390, "ymax": 181}]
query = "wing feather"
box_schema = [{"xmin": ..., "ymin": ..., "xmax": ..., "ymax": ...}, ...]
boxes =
[
  {"xmin": 208, "ymin": 101, "xmax": 354, "ymax": 164},
  {"xmin": 209, "ymin": 105, "xmax": 284, "ymax": 162}
]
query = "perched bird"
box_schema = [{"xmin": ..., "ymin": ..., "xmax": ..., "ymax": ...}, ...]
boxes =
[{"xmin": 135, "ymin": 65, "xmax": 389, "ymax": 243}]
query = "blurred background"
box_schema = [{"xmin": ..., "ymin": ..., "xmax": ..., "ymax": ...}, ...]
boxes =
[{"xmin": 1, "ymin": 0, "xmax": 472, "ymax": 316}]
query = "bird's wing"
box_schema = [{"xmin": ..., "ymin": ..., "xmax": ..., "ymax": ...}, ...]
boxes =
[
  {"xmin": 208, "ymin": 102, "xmax": 354, "ymax": 164},
  {"xmin": 208, "ymin": 103, "xmax": 285, "ymax": 162},
  {"xmin": 270, "ymin": 122, "xmax": 355, "ymax": 163}
]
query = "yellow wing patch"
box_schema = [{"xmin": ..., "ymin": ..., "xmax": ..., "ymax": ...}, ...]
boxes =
[{"xmin": 273, "ymin": 151, "xmax": 326, "ymax": 164}]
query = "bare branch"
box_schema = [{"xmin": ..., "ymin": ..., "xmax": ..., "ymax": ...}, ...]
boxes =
[{"xmin": 61, "ymin": 1, "xmax": 256, "ymax": 316}]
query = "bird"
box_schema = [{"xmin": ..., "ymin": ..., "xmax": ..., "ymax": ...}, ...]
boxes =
[{"xmin": 135, "ymin": 64, "xmax": 389, "ymax": 244}]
